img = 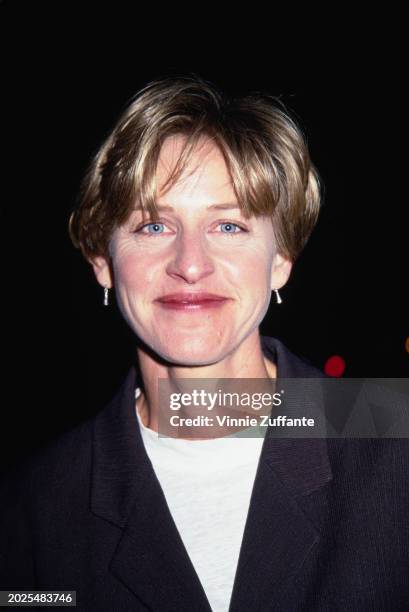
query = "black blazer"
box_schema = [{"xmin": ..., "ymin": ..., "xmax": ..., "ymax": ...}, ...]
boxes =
[{"xmin": 1, "ymin": 336, "xmax": 408, "ymax": 611}]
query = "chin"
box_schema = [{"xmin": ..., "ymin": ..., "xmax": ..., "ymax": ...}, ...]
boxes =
[{"xmin": 155, "ymin": 334, "xmax": 227, "ymax": 367}]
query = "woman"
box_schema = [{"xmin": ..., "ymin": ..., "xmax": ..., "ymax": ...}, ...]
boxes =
[{"xmin": 1, "ymin": 76, "xmax": 408, "ymax": 611}]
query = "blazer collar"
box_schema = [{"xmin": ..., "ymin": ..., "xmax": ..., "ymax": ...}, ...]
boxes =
[
  {"xmin": 260, "ymin": 335, "xmax": 333, "ymax": 497},
  {"xmin": 91, "ymin": 335, "xmax": 333, "ymax": 611}
]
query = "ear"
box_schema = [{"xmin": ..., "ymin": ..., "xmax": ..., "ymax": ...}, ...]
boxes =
[
  {"xmin": 270, "ymin": 252, "xmax": 293, "ymax": 291},
  {"xmin": 89, "ymin": 256, "xmax": 113, "ymax": 289}
]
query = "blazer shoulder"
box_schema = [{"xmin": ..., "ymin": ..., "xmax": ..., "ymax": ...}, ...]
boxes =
[
  {"xmin": 0, "ymin": 365, "xmax": 135, "ymax": 503},
  {"xmin": 0, "ymin": 414, "xmax": 95, "ymax": 506}
]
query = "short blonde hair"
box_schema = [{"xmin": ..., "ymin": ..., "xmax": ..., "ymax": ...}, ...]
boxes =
[{"xmin": 68, "ymin": 75, "xmax": 322, "ymax": 264}]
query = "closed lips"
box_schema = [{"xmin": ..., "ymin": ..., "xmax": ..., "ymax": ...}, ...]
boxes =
[{"xmin": 156, "ymin": 293, "xmax": 228, "ymax": 303}]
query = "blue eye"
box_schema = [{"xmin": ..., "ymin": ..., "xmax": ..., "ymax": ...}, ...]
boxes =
[
  {"xmin": 146, "ymin": 223, "xmax": 164, "ymax": 234},
  {"xmin": 220, "ymin": 222, "xmax": 241, "ymax": 233}
]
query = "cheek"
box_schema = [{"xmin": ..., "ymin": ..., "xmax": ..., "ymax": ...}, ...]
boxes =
[
  {"xmin": 113, "ymin": 251, "xmax": 155, "ymax": 290},
  {"xmin": 220, "ymin": 243, "xmax": 273, "ymax": 291},
  {"xmin": 110, "ymin": 233, "xmax": 160, "ymax": 290}
]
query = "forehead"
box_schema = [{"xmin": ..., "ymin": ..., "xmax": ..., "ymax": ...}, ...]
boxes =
[{"xmin": 156, "ymin": 134, "xmax": 233, "ymax": 200}]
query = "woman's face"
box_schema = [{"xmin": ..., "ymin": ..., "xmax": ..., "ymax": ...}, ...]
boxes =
[{"xmin": 95, "ymin": 134, "xmax": 292, "ymax": 365}]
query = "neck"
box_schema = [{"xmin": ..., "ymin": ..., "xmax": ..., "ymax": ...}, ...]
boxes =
[{"xmin": 135, "ymin": 331, "xmax": 277, "ymax": 434}]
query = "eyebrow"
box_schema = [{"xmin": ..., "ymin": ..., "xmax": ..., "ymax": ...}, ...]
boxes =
[{"xmin": 133, "ymin": 203, "xmax": 241, "ymax": 212}]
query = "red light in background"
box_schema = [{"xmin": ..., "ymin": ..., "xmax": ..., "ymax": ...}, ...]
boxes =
[{"xmin": 324, "ymin": 355, "xmax": 346, "ymax": 377}]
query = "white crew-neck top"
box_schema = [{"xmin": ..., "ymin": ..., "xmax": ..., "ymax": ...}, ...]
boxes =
[{"xmin": 134, "ymin": 386, "xmax": 267, "ymax": 612}]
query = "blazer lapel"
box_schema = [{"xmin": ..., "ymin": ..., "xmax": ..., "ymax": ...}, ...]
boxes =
[
  {"xmin": 228, "ymin": 336, "xmax": 333, "ymax": 611},
  {"xmin": 91, "ymin": 365, "xmax": 212, "ymax": 611}
]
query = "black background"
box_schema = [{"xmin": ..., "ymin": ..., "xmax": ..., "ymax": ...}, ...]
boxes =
[{"xmin": 1, "ymin": 7, "xmax": 408, "ymax": 474}]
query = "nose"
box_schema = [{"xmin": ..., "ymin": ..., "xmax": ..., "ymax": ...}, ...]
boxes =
[{"xmin": 165, "ymin": 228, "xmax": 215, "ymax": 284}]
